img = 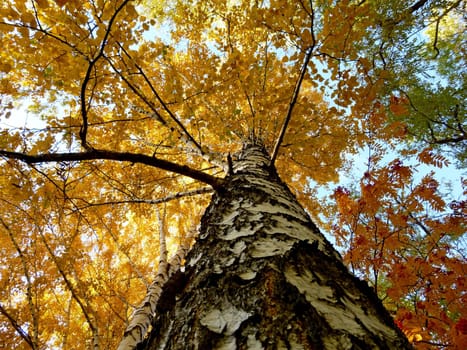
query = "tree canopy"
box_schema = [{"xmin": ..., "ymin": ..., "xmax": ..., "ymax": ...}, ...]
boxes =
[{"xmin": 0, "ymin": 0, "xmax": 465, "ymax": 349}]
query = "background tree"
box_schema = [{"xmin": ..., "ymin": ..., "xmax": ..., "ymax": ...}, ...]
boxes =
[
  {"xmin": 331, "ymin": 144, "xmax": 466, "ymax": 348},
  {"xmin": 0, "ymin": 0, "xmax": 465, "ymax": 349}
]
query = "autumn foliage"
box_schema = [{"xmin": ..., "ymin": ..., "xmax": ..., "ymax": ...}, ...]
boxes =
[
  {"xmin": 332, "ymin": 147, "xmax": 466, "ymax": 348},
  {"xmin": 0, "ymin": 0, "xmax": 465, "ymax": 349}
]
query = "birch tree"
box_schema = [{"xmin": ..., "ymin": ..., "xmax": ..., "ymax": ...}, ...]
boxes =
[{"xmin": 0, "ymin": 0, "xmax": 465, "ymax": 349}]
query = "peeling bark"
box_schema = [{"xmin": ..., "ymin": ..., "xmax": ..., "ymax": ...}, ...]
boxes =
[{"xmin": 140, "ymin": 142, "xmax": 412, "ymax": 349}]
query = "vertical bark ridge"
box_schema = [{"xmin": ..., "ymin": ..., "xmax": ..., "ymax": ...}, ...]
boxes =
[{"xmin": 142, "ymin": 143, "xmax": 411, "ymax": 349}]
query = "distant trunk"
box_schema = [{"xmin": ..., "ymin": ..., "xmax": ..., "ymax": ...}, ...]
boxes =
[{"xmin": 141, "ymin": 142, "xmax": 412, "ymax": 349}]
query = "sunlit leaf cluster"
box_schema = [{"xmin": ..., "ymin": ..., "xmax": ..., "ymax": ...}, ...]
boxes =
[{"xmin": 332, "ymin": 146, "xmax": 466, "ymax": 348}]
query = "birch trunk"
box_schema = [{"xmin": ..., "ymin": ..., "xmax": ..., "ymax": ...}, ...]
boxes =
[{"xmin": 140, "ymin": 142, "xmax": 412, "ymax": 349}]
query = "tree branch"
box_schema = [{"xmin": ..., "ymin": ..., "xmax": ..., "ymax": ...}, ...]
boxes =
[
  {"xmin": 269, "ymin": 0, "xmax": 316, "ymax": 166},
  {"xmin": 79, "ymin": 0, "xmax": 132, "ymax": 149},
  {"xmin": 432, "ymin": 17, "xmax": 441, "ymax": 58},
  {"xmin": 408, "ymin": 0, "xmax": 429, "ymax": 13},
  {"xmin": 116, "ymin": 43, "xmax": 202, "ymax": 148},
  {"xmin": 270, "ymin": 47, "xmax": 314, "ymax": 166},
  {"xmin": 1, "ymin": 218, "xmax": 39, "ymax": 348},
  {"xmin": 0, "ymin": 303, "xmax": 35, "ymax": 349},
  {"xmin": 74, "ymin": 187, "xmax": 213, "ymax": 210},
  {"xmin": 0, "ymin": 149, "xmax": 225, "ymax": 190},
  {"xmin": 38, "ymin": 225, "xmax": 100, "ymax": 349},
  {"xmin": 113, "ymin": 42, "xmax": 228, "ymax": 172}
]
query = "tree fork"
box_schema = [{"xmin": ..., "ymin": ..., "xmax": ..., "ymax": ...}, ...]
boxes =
[{"xmin": 139, "ymin": 142, "xmax": 412, "ymax": 349}]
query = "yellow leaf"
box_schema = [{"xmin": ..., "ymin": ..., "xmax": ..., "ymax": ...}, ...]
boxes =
[
  {"xmin": 54, "ymin": 0, "xmax": 69, "ymax": 6},
  {"xmin": 0, "ymin": 62, "xmax": 12, "ymax": 73},
  {"xmin": 35, "ymin": 0, "xmax": 50, "ymax": 8},
  {"xmin": 20, "ymin": 12, "xmax": 36, "ymax": 26}
]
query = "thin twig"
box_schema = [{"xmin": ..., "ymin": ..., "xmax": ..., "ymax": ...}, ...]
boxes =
[
  {"xmin": 116, "ymin": 43, "xmax": 203, "ymax": 152},
  {"xmin": 75, "ymin": 187, "xmax": 213, "ymax": 209}
]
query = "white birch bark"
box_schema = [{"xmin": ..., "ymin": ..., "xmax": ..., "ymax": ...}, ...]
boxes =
[
  {"xmin": 139, "ymin": 142, "xmax": 412, "ymax": 349},
  {"xmin": 117, "ymin": 207, "xmax": 195, "ymax": 350}
]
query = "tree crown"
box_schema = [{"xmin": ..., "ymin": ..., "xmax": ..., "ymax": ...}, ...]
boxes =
[{"xmin": 0, "ymin": 0, "xmax": 465, "ymax": 348}]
